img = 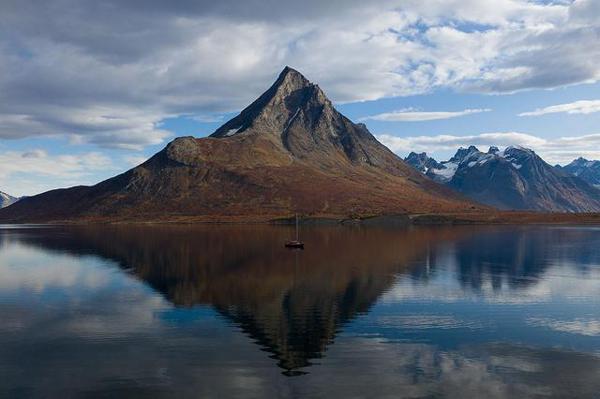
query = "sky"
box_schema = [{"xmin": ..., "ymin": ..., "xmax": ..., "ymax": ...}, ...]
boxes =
[{"xmin": 1, "ymin": 0, "xmax": 600, "ymax": 196}]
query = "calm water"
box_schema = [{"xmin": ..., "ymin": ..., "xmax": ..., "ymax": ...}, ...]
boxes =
[{"xmin": 1, "ymin": 225, "xmax": 600, "ymax": 398}]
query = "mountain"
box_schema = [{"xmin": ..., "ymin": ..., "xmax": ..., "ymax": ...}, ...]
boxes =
[
  {"xmin": 423, "ymin": 146, "xmax": 482, "ymax": 184},
  {"xmin": 0, "ymin": 67, "xmax": 480, "ymax": 223},
  {"xmin": 560, "ymin": 157, "xmax": 600, "ymax": 188},
  {"xmin": 0, "ymin": 191, "xmax": 18, "ymax": 208},
  {"xmin": 404, "ymin": 152, "xmax": 442, "ymax": 173},
  {"xmin": 406, "ymin": 146, "xmax": 600, "ymax": 212}
]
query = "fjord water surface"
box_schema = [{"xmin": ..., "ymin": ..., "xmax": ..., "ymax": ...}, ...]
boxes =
[{"xmin": 1, "ymin": 225, "xmax": 600, "ymax": 398}]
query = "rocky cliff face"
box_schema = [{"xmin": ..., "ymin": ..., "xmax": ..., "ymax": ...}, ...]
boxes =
[
  {"xmin": 406, "ymin": 146, "xmax": 600, "ymax": 212},
  {"xmin": 0, "ymin": 67, "xmax": 479, "ymax": 223}
]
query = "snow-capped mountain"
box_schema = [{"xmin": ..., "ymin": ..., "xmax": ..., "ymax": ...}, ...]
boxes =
[
  {"xmin": 559, "ymin": 158, "xmax": 600, "ymax": 188},
  {"xmin": 405, "ymin": 146, "xmax": 600, "ymax": 212},
  {"xmin": 423, "ymin": 145, "xmax": 483, "ymax": 183},
  {"xmin": 0, "ymin": 191, "xmax": 18, "ymax": 208}
]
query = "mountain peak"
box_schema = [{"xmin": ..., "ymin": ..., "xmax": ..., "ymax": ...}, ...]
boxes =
[
  {"xmin": 210, "ymin": 66, "xmax": 330, "ymax": 139},
  {"xmin": 208, "ymin": 66, "xmax": 400, "ymax": 169},
  {"xmin": 279, "ymin": 65, "xmax": 308, "ymax": 80},
  {"xmin": 562, "ymin": 156, "xmax": 600, "ymax": 186},
  {"xmin": 450, "ymin": 146, "xmax": 480, "ymax": 163},
  {"xmin": 273, "ymin": 66, "xmax": 314, "ymax": 93},
  {"xmin": 569, "ymin": 157, "xmax": 590, "ymax": 166},
  {"xmin": 404, "ymin": 152, "xmax": 442, "ymax": 173},
  {"xmin": 406, "ymin": 151, "xmax": 427, "ymax": 158},
  {"xmin": 505, "ymin": 145, "xmax": 534, "ymax": 154}
]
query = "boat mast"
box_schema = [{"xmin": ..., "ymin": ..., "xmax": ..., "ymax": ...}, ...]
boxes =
[{"xmin": 295, "ymin": 213, "xmax": 299, "ymax": 241}]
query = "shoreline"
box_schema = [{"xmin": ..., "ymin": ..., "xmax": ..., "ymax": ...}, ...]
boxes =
[{"xmin": 2, "ymin": 211, "xmax": 600, "ymax": 226}]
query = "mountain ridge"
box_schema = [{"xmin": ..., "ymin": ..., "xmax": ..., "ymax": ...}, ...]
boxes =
[{"xmin": 405, "ymin": 146, "xmax": 600, "ymax": 212}]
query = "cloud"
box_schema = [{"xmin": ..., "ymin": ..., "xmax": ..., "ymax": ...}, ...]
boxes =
[
  {"xmin": 360, "ymin": 108, "xmax": 491, "ymax": 122},
  {"xmin": 519, "ymin": 100, "xmax": 600, "ymax": 116},
  {"xmin": 376, "ymin": 315, "xmax": 483, "ymax": 330},
  {"xmin": 0, "ymin": 0, "xmax": 599, "ymax": 148},
  {"xmin": 123, "ymin": 154, "xmax": 150, "ymax": 167},
  {"xmin": 189, "ymin": 114, "xmax": 225, "ymax": 123},
  {"xmin": 377, "ymin": 132, "xmax": 546, "ymax": 153},
  {"xmin": 0, "ymin": 106, "xmax": 172, "ymax": 150},
  {"xmin": 21, "ymin": 149, "xmax": 47, "ymax": 159},
  {"xmin": 527, "ymin": 317, "xmax": 600, "ymax": 337},
  {"xmin": 377, "ymin": 131, "xmax": 600, "ymax": 164},
  {"xmin": 0, "ymin": 149, "xmax": 118, "ymax": 196}
]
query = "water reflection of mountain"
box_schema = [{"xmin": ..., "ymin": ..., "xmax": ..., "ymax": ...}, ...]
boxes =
[
  {"xmin": 419, "ymin": 227, "xmax": 600, "ymax": 292},
  {"xmin": 10, "ymin": 225, "xmax": 600, "ymax": 374},
  {"xmin": 11, "ymin": 225, "xmax": 463, "ymax": 373}
]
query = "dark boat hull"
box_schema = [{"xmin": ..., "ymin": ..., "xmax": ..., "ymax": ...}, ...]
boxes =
[{"xmin": 285, "ymin": 241, "xmax": 304, "ymax": 249}]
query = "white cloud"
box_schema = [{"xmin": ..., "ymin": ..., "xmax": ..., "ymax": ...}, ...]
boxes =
[
  {"xmin": 0, "ymin": 149, "xmax": 118, "ymax": 196},
  {"xmin": 360, "ymin": 108, "xmax": 491, "ymax": 122},
  {"xmin": 0, "ymin": 106, "xmax": 172, "ymax": 150},
  {"xmin": 0, "ymin": 0, "xmax": 598, "ymax": 149},
  {"xmin": 123, "ymin": 154, "xmax": 150, "ymax": 167},
  {"xmin": 527, "ymin": 317, "xmax": 600, "ymax": 337},
  {"xmin": 377, "ymin": 131, "xmax": 600, "ymax": 164},
  {"xmin": 377, "ymin": 132, "xmax": 546, "ymax": 153},
  {"xmin": 519, "ymin": 100, "xmax": 600, "ymax": 116}
]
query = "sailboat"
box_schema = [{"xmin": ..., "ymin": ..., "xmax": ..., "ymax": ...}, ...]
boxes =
[{"xmin": 285, "ymin": 214, "xmax": 304, "ymax": 249}]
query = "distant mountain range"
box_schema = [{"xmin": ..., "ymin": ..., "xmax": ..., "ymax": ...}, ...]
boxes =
[
  {"xmin": 0, "ymin": 191, "xmax": 18, "ymax": 208},
  {"xmin": 405, "ymin": 147, "xmax": 600, "ymax": 212},
  {"xmin": 0, "ymin": 67, "xmax": 481, "ymax": 223}
]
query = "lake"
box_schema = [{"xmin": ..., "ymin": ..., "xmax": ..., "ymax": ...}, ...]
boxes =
[{"xmin": 1, "ymin": 224, "xmax": 600, "ymax": 398}]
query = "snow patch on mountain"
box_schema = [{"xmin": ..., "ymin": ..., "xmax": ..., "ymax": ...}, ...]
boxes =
[
  {"xmin": 225, "ymin": 127, "xmax": 244, "ymax": 137},
  {"xmin": 0, "ymin": 191, "xmax": 19, "ymax": 208},
  {"xmin": 427, "ymin": 162, "xmax": 458, "ymax": 182}
]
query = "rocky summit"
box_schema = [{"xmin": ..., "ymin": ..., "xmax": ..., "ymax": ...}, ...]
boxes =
[
  {"xmin": 404, "ymin": 152, "xmax": 443, "ymax": 174},
  {"xmin": 406, "ymin": 146, "xmax": 600, "ymax": 212},
  {"xmin": 559, "ymin": 157, "xmax": 600, "ymax": 188},
  {"xmin": 0, "ymin": 67, "xmax": 480, "ymax": 223}
]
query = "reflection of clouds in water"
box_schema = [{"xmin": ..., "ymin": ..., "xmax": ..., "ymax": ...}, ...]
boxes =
[
  {"xmin": 59, "ymin": 292, "xmax": 169, "ymax": 339},
  {"xmin": 0, "ymin": 240, "xmax": 171, "ymax": 337},
  {"xmin": 381, "ymin": 265, "xmax": 600, "ymax": 305},
  {"xmin": 376, "ymin": 315, "xmax": 483, "ymax": 330},
  {"xmin": 305, "ymin": 338, "xmax": 600, "ymax": 398},
  {"xmin": 527, "ymin": 317, "xmax": 600, "ymax": 337},
  {"xmin": 1, "ymin": 292, "xmax": 168, "ymax": 338},
  {"xmin": 0, "ymin": 241, "xmax": 113, "ymax": 293},
  {"xmin": 4, "ymin": 322, "xmax": 600, "ymax": 398},
  {"xmin": 488, "ymin": 354, "xmax": 541, "ymax": 373}
]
